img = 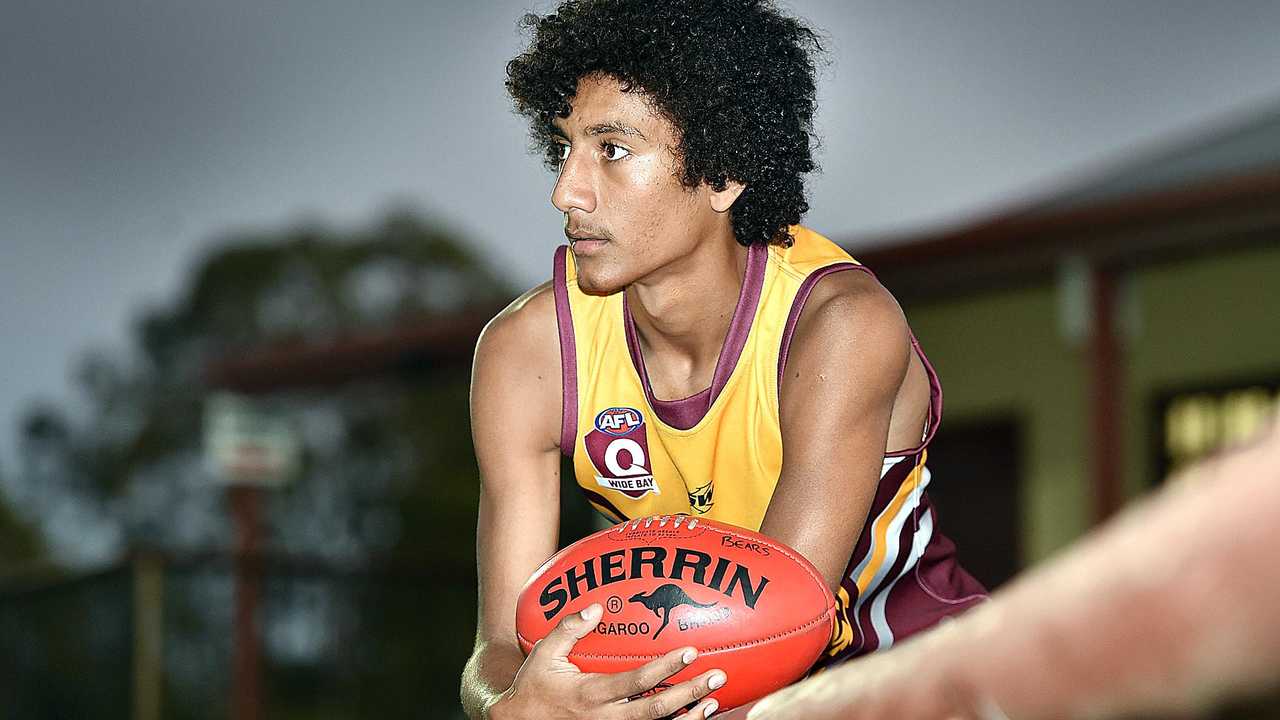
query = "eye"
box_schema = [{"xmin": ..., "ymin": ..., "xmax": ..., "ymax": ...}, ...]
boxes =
[
  {"xmin": 601, "ymin": 142, "xmax": 630, "ymax": 161},
  {"xmin": 554, "ymin": 142, "xmax": 571, "ymax": 163}
]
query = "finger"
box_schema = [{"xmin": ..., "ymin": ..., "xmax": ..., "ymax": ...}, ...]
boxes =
[
  {"xmin": 688, "ymin": 697, "xmax": 722, "ymax": 719},
  {"xmin": 532, "ymin": 604, "xmax": 603, "ymax": 660},
  {"xmin": 619, "ymin": 668, "xmax": 726, "ymax": 720},
  {"xmin": 592, "ymin": 645, "xmax": 700, "ymax": 702}
]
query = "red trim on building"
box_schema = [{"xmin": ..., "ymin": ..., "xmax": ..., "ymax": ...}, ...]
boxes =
[
  {"xmin": 204, "ymin": 307, "xmax": 499, "ymax": 394},
  {"xmin": 852, "ymin": 168, "xmax": 1280, "ymax": 301}
]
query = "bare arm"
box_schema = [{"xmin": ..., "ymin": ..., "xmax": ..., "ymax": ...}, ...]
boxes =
[
  {"xmin": 745, "ymin": 417, "xmax": 1280, "ymax": 720},
  {"xmin": 461, "ymin": 283, "xmax": 724, "ymax": 720},
  {"xmin": 762, "ymin": 271, "xmax": 913, "ymax": 591},
  {"xmin": 461, "ymin": 283, "xmax": 565, "ymax": 719}
]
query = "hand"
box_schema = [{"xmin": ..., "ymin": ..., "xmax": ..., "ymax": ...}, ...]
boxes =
[
  {"xmin": 743, "ymin": 636, "xmax": 977, "ymax": 720},
  {"xmin": 493, "ymin": 603, "xmax": 725, "ymax": 720}
]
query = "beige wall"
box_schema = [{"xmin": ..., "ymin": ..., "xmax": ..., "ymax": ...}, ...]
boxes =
[
  {"xmin": 900, "ymin": 240, "xmax": 1280, "ymax": 568},
  {"xmin": 1126, "ymin": 241, "xmax": 1280, "ymax": 492},
  {"xmin": 906, "ymin": 284, "xmax": 1089, "ymax": 565}
]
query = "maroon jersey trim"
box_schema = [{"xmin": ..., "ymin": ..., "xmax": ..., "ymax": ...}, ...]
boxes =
[
  {"xmin": 647, "ymin": 386, "xmax": 714, "ymax": 430},
  {"xmin": 886, "ymin": 335, "xmax": 944, "ymax": 457},
  {"xmin": 776, "ymin": 263, "xmax": 943, "ymax": 457},
  {"xmin": 553, "ymin": 245, "xmax": 578, "ymax": 457},
  {"xmin": 581, "ymin": 488, "xmax": 627, "ymax": 523},
  {"xmin": 621, "ymin": 242, "xmax": 768, "ymax": 430}
]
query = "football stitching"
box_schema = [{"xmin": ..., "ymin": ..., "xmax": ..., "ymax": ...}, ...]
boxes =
[
  {"xmin": 710, "ymin": 523, "xmax": 829, "ymax": 595},
  {"xmin": 607, "ymin": 516, "xmax": 828, "ymax": 590},
  {"xmin": 600, "ymin": 519, "xmax": 830, "ymax": 608},
  {"xmin": 517, "ymin": 608, "xmax": 835, "ymax": 661},
  {"xmin": 518, "ymin": 521, "xmax": 838, "ymax": 660}
]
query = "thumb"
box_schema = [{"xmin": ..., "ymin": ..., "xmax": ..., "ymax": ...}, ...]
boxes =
[{"xmin": 533, "ymin": 604, "xmax": 602, "ymax": 661}]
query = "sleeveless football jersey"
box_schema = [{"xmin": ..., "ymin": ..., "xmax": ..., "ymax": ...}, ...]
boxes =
[{"xmin": 552, "ymin": 226, "xmax": 987, "ymax": 665}]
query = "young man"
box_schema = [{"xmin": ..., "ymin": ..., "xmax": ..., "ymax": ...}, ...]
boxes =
[{"xmin": 461, "ymin": 2, "xmax": 985, "ymax": 718}]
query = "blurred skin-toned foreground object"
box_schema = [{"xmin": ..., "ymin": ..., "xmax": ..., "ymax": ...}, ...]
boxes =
[{"xmin": 726, "ymin": 415, "xmax": 1280, "ymax": 720}]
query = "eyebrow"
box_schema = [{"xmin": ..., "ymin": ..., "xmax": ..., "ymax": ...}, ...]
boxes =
[
  {"xmin": 586, "ymin": 121, "xmax": 647, "ymax": 140},
  {"xmin": 550, "ymin": 120, "xmax": 648, "ymax": 141}
]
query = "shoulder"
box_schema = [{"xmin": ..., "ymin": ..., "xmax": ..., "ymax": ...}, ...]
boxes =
[
  {"xmin": 471, "ymin": 281, "xmax": 563, "ymax": 450},
  {"xmin": 783, "ymin": 268, "xmax": 912, "ymax": 401},
  {"xmin": 793, "ymin": 268, "xmax": 910, "ymax": 357},
  {"xmin": 475, "ymin": 280, "xmax": 558, "ymax": 362}
]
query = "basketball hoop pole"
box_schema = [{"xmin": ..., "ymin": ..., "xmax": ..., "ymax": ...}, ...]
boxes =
[
  {"xmin": 230, "ymin": 484, "xmax": 263, "ymax": 720},
  {"xmin": 204, "ymin": 391, "xmax": 296, "ymax": 719}
]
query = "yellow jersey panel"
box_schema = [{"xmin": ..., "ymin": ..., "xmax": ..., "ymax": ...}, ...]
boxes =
[
  {"xmin": 549, "ymin": 225, "xmax": 988, "ymax": 665},
  {"xmin": 561, "ymin": 227, "xmax": 853, "ymax": 529}
]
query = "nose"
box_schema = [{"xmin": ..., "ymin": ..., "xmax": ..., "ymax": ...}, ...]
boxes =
[{"xmin": 551, "ymin": 151, "xmax": 597, "ymax": 215}]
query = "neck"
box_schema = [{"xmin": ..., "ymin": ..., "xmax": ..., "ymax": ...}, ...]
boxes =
[{"xmin": 626, "ymin": 229, "xmax": 751, "ymax": 391}]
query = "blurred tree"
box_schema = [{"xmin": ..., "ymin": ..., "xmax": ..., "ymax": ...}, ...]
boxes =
[
  {"xmin": 9, "ymin": 210, "xmax": 509, "ymax": 561},
  {"xmin": 1, "ymin": 210, "xmax": 535, "ymax": 718},
  {"xmin": 0, "ymin": 473, "xmax": 42, "ymax": 566}
]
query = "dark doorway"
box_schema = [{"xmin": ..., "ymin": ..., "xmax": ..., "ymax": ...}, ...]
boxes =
[{"xmin": 923, "ymin": 416, "xmax": 1022, "ymax": 590}]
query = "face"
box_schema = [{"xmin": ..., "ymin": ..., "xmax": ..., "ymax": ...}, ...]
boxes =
[{"xmin": 549, "ymin": 73, "xmax": 727, "ymax": 294}]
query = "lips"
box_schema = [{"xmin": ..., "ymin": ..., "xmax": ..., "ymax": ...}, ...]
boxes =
[
  {"xmin": 569, "ymin": 238, "xmax": 608, "ymax": 256},
  {"xmin": 566, "ymin": 230, "xmax": 609, "ymax": 256}
]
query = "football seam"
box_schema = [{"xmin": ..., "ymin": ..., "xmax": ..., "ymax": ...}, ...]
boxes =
[
  {"xmin": 519, "ymin": 521, "xmax": 838, "ymax": 659},
  {"xmin": 517, "ymin": 607, "xmax": 835, "ymax": 660},
  {"xmin": 611, "ymin": 521, "xmax": 831, "ymax": 600},
  {"xmin": 709, "ymin": 524, "xmax": 829, "ymax": 595},
  {"xmin": 577, "ymin": 520, "xmax": 832, "ymax": 600}
]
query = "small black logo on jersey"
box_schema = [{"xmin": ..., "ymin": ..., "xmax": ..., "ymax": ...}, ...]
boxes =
[
  {"xmin": 687, "ymin": 480, "xmax": 714, "ymax": 514},
  {"xmin": 629, "ymin": 583, "xmax": 718, "ymax": 639}
]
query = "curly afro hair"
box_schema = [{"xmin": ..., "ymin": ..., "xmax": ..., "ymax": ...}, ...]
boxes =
[{"xmin": 506, "ymin": 0, "xmax": 824, "ymax": 247}]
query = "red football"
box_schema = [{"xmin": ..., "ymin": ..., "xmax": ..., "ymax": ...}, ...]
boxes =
[{"xmin": 515, "ymin": 515, "xmax": 836, "ymax": 710}]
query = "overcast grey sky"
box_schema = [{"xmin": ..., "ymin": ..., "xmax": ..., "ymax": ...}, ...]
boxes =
[{"xmin": 3, "ymin": 0, "xmax": 1280, "ymax": 473}]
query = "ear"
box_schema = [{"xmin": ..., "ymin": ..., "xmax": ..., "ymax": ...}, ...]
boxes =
[{"xmin": 708, "ymin": 178, "xmax": 746, "ymax": 214}]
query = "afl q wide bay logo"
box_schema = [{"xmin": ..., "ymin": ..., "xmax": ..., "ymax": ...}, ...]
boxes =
[{"xmin": 586, "ymin": 407, "xmax": 658, "ymax": 499}]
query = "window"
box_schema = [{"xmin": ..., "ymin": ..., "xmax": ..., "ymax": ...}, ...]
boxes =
[{"xmin": 1154, "ymin": 379, "xmax": 1279, "ymax": 482}]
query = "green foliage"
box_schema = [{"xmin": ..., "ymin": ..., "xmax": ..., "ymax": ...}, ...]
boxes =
[
  {"xmin": 2, "ymin": 210, "xmax": 516, "ymax": 718},
  {"xmin": 0, "ymin": 566, "xmax": 133, "ymax": 719},
  {"xmin": 144, "ymin": 210, "xmax": 508, "ymax": 369},
  {"xmin": 0, "ymin": 490, "xmax": 42, "ymax": 565}
]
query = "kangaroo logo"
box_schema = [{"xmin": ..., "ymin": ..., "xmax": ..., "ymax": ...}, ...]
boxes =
[{"xmin": 628, "ymin": 583, "xmax": 718, "ymax": 639}]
